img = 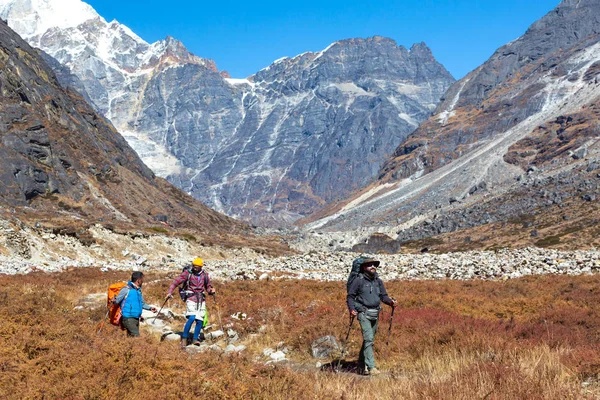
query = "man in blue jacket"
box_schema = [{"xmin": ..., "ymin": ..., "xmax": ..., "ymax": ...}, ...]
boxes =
[
  {"xmin": 114, "ymin": 271, "xmax": 157, "ymax": 337},
  {"xmin": 347, "ymin": 258, "xmax": 396, "ymax": 375}
]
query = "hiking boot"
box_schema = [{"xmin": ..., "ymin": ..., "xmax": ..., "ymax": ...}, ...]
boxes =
[
  {"xmin": 193, "ymin": 340, "xmax": 202, "ymax": 346},
  {"xmin": 368, "ymin": 367, "xmax": 381, "ymax": 376}
]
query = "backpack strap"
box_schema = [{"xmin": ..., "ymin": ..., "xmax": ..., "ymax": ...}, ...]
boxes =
[
  {"xmin": 202, "ymin": 270, "xmax": 209, "ymax": 291},
  {"xmin": 195, "ymin": 271, "xmax": 209, "ymax": 303},
  {"xmin": 117, "ymin": 286, "xmax": 131, "ymax": 308},
  {"xmin": 184, "ymin": 268, "xmax": 192, "ymax": 290}
]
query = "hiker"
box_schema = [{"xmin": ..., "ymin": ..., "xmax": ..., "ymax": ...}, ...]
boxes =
[
  {"xmin": 166, "ymin": 258, "xmax": 215, "ymax": 347},
  {"xmin": 113, "ymin": 271, "xmax": 157, "ymax": 337},
  {"xmin": 347, "ymin": 257, "xmax": 397, "ymax": 375}
]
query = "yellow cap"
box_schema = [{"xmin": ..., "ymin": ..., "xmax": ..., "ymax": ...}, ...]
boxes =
[{"xmin": 192, "ymin": 258, "xmax": 204, "ymax": 267}]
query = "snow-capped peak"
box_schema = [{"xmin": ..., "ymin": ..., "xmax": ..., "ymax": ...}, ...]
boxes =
[{"xmin": 0, "ymin": 0, "xmax": 101, "ymax": 39}]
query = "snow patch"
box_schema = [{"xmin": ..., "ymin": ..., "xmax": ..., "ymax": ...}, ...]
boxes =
[
  {"xmin": 225, "ymin": 78, "xmax": 255, "ymax": 87},
  {"xmin": 398, "ymin": 112, "xmax": 419, "ymax": 127},
  {"xmin": 437, "ymin": 77, "xmax": 470, "ymax": 125},
  {"xmin": 273, "ymin": 56, "xmax": 289, "ymax": 64},
  {"xmin": 330, "ymin": 82, "xmax": 374, "ymax": 96},
  {"xmin": 312, "ymin": 41, "xmax": 338, "ymax": 63},
  {"xmin": 121, "ymin": 131, "xmax": 182, "ymax": 177},
  {"xmin": 0, "ymin": 0, "xmax": 100, "ymax": 39}
]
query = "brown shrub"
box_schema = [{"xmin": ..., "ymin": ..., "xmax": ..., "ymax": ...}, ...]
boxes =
[{"xmin": 1, "ymin": 271, "xmax": 600, "ymax": 398}]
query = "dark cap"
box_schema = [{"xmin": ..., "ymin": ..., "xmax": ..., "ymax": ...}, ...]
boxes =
[{"xmin": 360, "ymin": 258, "xmax": 380, "ymax": 268}]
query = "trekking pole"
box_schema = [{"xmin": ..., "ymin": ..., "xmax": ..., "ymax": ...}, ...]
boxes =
[
  {"xmin": 336, "ymin": 314, "xmax": 355, "ymax": 372},
  {"xmin": 385, "ymin": 299, "xmax": 396, "ymax": 358},
  {"xmin": 152, "ymin": 297, "xmax": 170, "ymax": 325},
  {"xmin": 96, "ymin": 308, "xmax": 110, "ymax": 335},
  {"xmin": 211, "ymin": 293, "xmax": 227, "ymax": 343}
]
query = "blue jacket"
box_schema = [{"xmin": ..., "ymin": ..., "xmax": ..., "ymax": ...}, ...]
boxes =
[{"xmin": 115, "ymin": 281, "xmax": 151, "ymax": 319}]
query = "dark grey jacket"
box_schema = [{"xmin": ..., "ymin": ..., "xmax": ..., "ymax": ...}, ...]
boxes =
[{"xmin": 347, "ymin": 273, "xmax": 393, "ymax": 312}]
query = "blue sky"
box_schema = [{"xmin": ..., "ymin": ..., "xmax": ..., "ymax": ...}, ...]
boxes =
[{"xmin": 87, "ymin": 0, "xmax": 560, "ymax": 80}]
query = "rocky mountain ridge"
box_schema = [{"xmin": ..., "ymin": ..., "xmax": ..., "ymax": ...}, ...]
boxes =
[
  {"xmin": 304, "ymin": 0, "xmax": 600, "ymax": 252},
  {"xmin": 0, "ymin": 0, "xmax": 455, "ymax": 225},
  {"xmin": 0, "ymin": 16, "xmax": 288, "ymax": 255}
]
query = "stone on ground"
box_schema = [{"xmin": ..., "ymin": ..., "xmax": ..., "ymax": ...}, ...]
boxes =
[{"xmin": 311, "ymin": 335, "xmax": 341, "ymax": 358}]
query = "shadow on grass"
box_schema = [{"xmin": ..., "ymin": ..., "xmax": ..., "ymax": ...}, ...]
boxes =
[{"xmin": 320, "ymin": 359, "xmax": 364, "ymax": 376}]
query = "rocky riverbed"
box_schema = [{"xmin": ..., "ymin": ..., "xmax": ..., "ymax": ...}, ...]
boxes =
[{"xmin": 2, "ymin": 245, "xmax": 599, "ymax": 282}]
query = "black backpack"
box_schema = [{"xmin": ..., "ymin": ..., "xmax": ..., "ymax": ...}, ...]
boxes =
[
  {"xmin": 178, "ymin": 266, "xmax": 209, "ymax": 301},
  {"xmin": 346, "ymin": 257, "xmax": 365, "ymax": 293}
]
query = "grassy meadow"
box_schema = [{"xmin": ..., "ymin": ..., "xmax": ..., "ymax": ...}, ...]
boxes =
[{"xmin": 2, "ymin": 269, "xmax": 600, "ymax": 399}]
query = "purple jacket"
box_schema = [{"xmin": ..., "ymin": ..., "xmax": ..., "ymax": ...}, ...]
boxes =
[{"xmin": 168, "ymin": 269, "xmax": 213, "ymax": 303}]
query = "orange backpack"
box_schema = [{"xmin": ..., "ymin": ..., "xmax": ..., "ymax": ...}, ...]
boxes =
[{"xmin": 107, "ymin": 282, "xmax": 128, "ymax": 326}]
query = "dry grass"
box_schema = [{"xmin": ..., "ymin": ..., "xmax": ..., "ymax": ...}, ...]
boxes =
[{"xmin": 2, "ymin": 270, "xmax": 600, "ymax": 399}]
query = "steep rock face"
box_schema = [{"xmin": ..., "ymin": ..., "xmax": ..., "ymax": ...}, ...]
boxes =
[
  {"xmin": 306, "ymin": 0, "xmax": 600, "ymax": 251},
  {"xmin": 381, "ymin": 0, "xmax": 600, "ymax": 181},
  {"xmin": 0, "ymin": 0, "xmax": 455, "ymax": 225},
  {"xmin": 174, "ymin": 38, "xmax": 453, "ymax": 225},
  {"xmin": 0, "ymin": 0, "xmax": 218, "ymax": 178},
  {"xmin": 0, "ymin": 17, "xmax": 248, "ymax": 237}
]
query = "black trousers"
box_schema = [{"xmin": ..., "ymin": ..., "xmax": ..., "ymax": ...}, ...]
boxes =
[{"xmin": 121, "ymin": 317, "xmax": 140, "ymax": 337}]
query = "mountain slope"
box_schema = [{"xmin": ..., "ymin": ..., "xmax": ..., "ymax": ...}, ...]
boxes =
[
  {"xmin": 305, "ymin": 0, "xmax": 600, "ymax": 251},
  {"xmin": 174, "ymin": 38, "xmax": 454, "ymax": 226},
  {"xmin": 0, "ymin": 0, "xmax": 455, "ymax": 225},
  {"xmin": 0, "ymin": 17, "xmax": 263, "ymax": 246}
]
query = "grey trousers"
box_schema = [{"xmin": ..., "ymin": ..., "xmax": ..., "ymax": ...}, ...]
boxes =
[
  {"xmin": 357, "ymin": 312, "xmax": 379, "ymax": 370},
  {"xmin": 121, "ymin": 317, "xmax": 140, "ymax": 337}
]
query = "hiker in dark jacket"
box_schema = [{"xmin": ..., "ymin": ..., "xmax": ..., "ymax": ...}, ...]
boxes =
[
  {"xmin": 114, "ymin": 271, "xmax": 157, "ymax": 337},
  {"xmin": 347, "ymin": 258, "xmax": 396, "ymax": 375},
  {"xmin": 166, "ymin": 258, "xmax": 215, "ymax": 347}
]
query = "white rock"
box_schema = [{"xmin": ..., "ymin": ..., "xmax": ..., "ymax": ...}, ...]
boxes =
[
  {"xmin": 231, "ymin": 312, "xmax": 247, "ymax": 320},
  {"xmin": 207, "ymin": 330, "xmax": 224, "ymax": 339},
  {"xmin": 263, "ymin": 348, "xmax": 275, "ymax": 357},
  {"xmin": 225, "ymin": 344, "xmax": 237, "ymax": 353},
  {"xmin": 227, "ymin": 329, "xmax": 240, "ymax": 343},
  {"xmin": 224, "ymin": 344, "xmax": 246, "ymax": 353},
  {"xmin": 207, "ymin": 344, "xmax": 223, "ymax": 352},
  {"xmin": 270, "ymin": 351, "xmax": 286, "ymax": 361},
  {"xmin": 164, "ymin": 333, "xmax": 181, "ymax": 341}
]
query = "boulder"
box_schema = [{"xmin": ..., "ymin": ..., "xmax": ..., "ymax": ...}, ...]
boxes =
[
  {"xmin": 259, "ymin": 273, "xmax": 270, "ymax": 281},
  {"xmin": 311, "ymin": 335, "xmax": 341, "ymax": 358},
  {"xmin": 163, "ymin": 333, "xmax": 181, "ymax": 341},
  {"xmin": 227, "ymin": 329, "xmax": 240, "ymax": 343},
  {"xmin": 206, "ymin": 330, "xmax": 224, "ymax": 339},
  {"xmin": 263, "ymin": 348, "xmax": 275, "ymax": 357},
  {"xmin": 225, "ymin": 344, "xmax": 246, "ymax": 353},
  {"xmin": 270, "ymin": 351, "xmax": 286, "ymax": 361}
]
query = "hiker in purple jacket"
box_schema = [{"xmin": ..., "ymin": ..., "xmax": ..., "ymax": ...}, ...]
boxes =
[{"xmin": 166, "ymin": 258, "xmax": 215, "ymax": 347}]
